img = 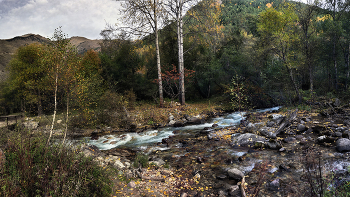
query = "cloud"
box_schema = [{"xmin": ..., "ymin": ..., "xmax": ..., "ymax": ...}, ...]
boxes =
[{"xmin": 0, "ymin": 0, "xmax": 123, "ymax": 39}]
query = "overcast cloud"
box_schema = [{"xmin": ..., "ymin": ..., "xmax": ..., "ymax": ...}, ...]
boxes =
[{"xmin": 0, "ymin": 0, "xmax": 123, "ymax": 39}]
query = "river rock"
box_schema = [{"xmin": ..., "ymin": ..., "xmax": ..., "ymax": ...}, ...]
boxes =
[
  {"xmin": 246, "ymin": 122, "xmax": 264, "ymax": 133},
  {"xmin": 333, "ymin": 132, "xmax": 343, "ymax": 137},
  {"xmin": 259, "ymin": 127, "xmax": 276, "ymax": 138},
  {"xmin": 173, "ymin": 121, "xmax": 185, "ymax": 127},
  {"xmin": 149, "ymin": 158, "xmax": 165, "ymax": 166},
  {"xmin": 297, "ymin": 124, "xmax": 307, "ymax": 132},
  {"xmin": 169, "ymin": 120, "xmax": 176, "ymax": 125},
  {"xmin": 230, "ymin": 133, "xmax": 267, "ymax": 147},
  {"xmin": 267, "ymin": 179, "xmax": 280, "ymax": 191},
  {"xmin": 82, "ymin": 145, "xmax": 102, "ymax": 158},
  {"xmin": 113, "ymin": 160, "xmax": 126, "ymax": 170},
  {"xmin": 266, "ymin": 141, "xmax": 281, "ymax": 150},
  {"xmin": 266, "ymin": 121, "xmax": 275, "ymax": 127},
  {"xmin": 336, "ymin": 138, "xmax": 350, "ymax": 152},
  {"xmin": 227, "ymin": 168, "xmax": 244, "ymax": 180},
  {"xmin": 343, "ymin": 130, "xmax": 350, "ymax": 138},
  {"xmin": 271, "ymin": 114, "xmax": 285, "ymax": 124},
  {"xmin": 187, "ymin": 117, "xmax": 204, "ymax": 125},
  {"xmin": 283, "ymin": 137, "xmax": 296, "ymax": 143},
  {"xmin": 227, "ymin": 185, "xmax": 240, "ymax": 196},
  {"xmin": 169, "ymin": 113, "xmax": 175, "ymax": 121},
  {"xmin": 127, "ymin": 181, "xmax": 136, "ymax": 188},
  {"xmin": 103, "ymin": 148, "xmax": 136, "ymax": 158}
]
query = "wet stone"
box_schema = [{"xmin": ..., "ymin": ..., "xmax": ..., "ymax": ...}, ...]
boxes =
[
  {"xmin": 266, "ymin": 121, "xmax": 275, "ymax": 127},
  {"xmin": 283, "ymin": 137, "xmax": 296, "ymax": 143},
  {"xmin": 297, "ymin": 124, "xmax": 307, "ymax": 132},
  {"xmin": 267, "ymin": 179, "xmax": 280, "ymax": 191},
  {"xmin": 216, "ymin": 174, "xmax": 227, "ymax": 180},
  {"xmin": 127, "ymin": 181, "xmax": 136, "ymax": 188},
  {"xmin": 230, "ymin": 133, "xmax": 267, "ymax": 147},
  {"xmin": 227, "ymin": 168, "xmax": 244, "ymax": 180},
  {"xmin": 336, "ymin": 138, "xmax": 350, "ymax": 152},
  {"xmin": 266, "ymin": 141, "xmax": 280, "ymax": 150},
  {"xmin": 333, "ymin": 132, "xmax": 343, "ymax": 137}
]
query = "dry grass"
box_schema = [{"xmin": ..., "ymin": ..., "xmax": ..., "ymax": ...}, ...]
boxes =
[{"xmin": 131, "ymin": 101, "xmax": 222, "ymax": 127}]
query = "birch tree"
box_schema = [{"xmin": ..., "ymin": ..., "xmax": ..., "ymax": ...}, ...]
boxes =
[
  {"xmin": 121, "ymin": 0, "xmax": 166, "ymax": 107},
  {"xmin": 165, "ymin": 0, "xmax": 222, "ymax": 104},
  {"xmin": 45, "ymin": 27, "xmax": 80, "ymax": 145},
  {"xmin": 165, "ymin": 0, "xmax": 187, "ymax": 105}
]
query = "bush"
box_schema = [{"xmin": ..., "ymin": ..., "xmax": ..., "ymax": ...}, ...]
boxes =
[
  {"xmin": 133, "ymin": 153, "xmax": 149, "ymax": 168},
  {"xmin": 0, "ymin": 132, "xmax": 113, "ymax": 197}
]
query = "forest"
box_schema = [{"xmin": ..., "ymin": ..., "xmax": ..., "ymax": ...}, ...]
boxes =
[{"xmin": 0, "ymin": 0, "xmax": 350, "ymax": 125}]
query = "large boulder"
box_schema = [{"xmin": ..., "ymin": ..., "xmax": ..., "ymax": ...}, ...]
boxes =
[
  {"xmin": 227, "ymin": 168, "xmax": 244, "ymax": 180},
  {"xmin": 173, "ymin": 121, "xmax": 185, "ymax": 127},
  {"xmin": 297, "ymin": 124, "xmax": 307, "ymax": 132},
  {"xmin": 246, "ymin": 122, "xmax": 264, "ymax": 133},
  {"xmin": 259, "ymin": 127, "xmax": 277, "ymax": 138},
  {"xmin": 187, "ymin": 117, "xmax": 204, "ymax": 125},
  {"xmin": 230, "ymin": 133, "xmax": 267, "ymax": 147},
  {"xmin": 336, "ymin": 138, "xmax": 350, "ymax": 152}
]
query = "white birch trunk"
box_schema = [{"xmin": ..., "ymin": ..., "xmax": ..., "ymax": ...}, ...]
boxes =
[
  {"xmin": 177, "ymin": 0, "xmax": 185, "ymax": 105},
  {"xmin": 47, "ymin": 64, "xmax": 58, "ymax": 146},
  {"xmin": 155, "ymin": 0, "xmax": 164, "ymax": 107}
]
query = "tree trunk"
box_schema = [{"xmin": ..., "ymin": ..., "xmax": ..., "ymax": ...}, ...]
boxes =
[
  {"xmin": 155, "ymin": 0, "xmax": 164, "ymax": 108},
  {"xmin": 62, "ymin": 95, "xmax": 69, "ymax": 144},
  {"xmin": 344, "ymin": 43, "xmax": 350, "ymax": 89},
  {"xmin": 47, "ymin": 65, "xmax": 58, "ymax": 146},
  {"xmin": 177, "ymin": 0, "xmax": 185, "ymax": 105},
  {"xmin": 286, "ymin": 64, "xmax": 302, "ymax": 104},
  {"xmin": 333, "ymin": 40, "xmax": 338, "ymax": 90},
  {"xmin": 37, "ymin": 89, "xmax": 43, "ymax": 116}
]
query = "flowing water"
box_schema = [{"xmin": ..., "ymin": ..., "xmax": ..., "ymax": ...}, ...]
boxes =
[
  {"xmin": 76, "ymin": 106, "xmax": 350, "ymax": 195},
  {"xmin": 82, "ymin": 106, "xmax": 281, "ymax": 150}
]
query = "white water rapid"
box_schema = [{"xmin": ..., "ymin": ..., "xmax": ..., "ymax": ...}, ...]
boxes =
[{"xmin": 81, "ymin": 106, "xmax": 281, "ymax": 150}]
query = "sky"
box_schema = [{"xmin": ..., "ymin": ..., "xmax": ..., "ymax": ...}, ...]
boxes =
[{"xmin": 0, "ymin": 0, "xmax": 123, "ymax": 40}]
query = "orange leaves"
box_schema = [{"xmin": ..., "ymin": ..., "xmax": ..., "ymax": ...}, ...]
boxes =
[{"xmin": 266, "ymin": 2, "xmax": 273, "ymax": 8}]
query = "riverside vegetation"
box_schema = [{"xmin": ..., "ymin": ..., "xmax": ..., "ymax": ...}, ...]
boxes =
[
  {"xmin": 2, "ymin": 0, "xmax": 350, "ymax": 196},
  {"xmin": 2, "ymin": 98, "xmax": 350, "ymax": 196}
]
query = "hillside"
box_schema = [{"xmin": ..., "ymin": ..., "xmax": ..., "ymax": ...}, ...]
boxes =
[
  {"xmin": 0, "ymin": 34, "xmax": 49, "ymax": 83},
  {"xmin": 69, "ymin": 36, "xmax": 101, "ymax": 54},
  {"xmin": 0, "ymin": 34, "xmax": 101, "ymax": 83}
]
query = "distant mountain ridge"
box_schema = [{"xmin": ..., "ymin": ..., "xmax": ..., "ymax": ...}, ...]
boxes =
[{"xmin": 0, "ymin": 34, "xmax": 101, "ymax": 83}]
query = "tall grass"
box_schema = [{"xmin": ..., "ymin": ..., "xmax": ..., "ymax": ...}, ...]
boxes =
[{"xmin": 0, "ymin": 129, "xmax": 113, "ymax": 197}]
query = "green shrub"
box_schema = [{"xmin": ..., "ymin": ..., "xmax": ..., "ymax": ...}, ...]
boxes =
[
  {"xmin": 0, "ymin": 132, "xmax": 113, "ymax": 197},
  {"xmin": 133, "ymin": 153, "xmax": 149, "ymax": 168}
]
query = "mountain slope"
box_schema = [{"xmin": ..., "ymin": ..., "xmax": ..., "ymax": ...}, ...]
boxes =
[{"xmin": 0, "ymin": 34, "xmax": 101, "ymax": 83}]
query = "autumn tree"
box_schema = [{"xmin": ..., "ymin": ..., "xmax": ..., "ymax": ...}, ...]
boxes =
[
  {"xmin": 295, "ymin": 0, "xmax": 320, "ymax": 96},
  {"xmin": 257, "ymin": 3, "xmax": 302, "ymax": 103},
  {"xmin": 120, "ymin": 0, "xmax": 166, "ymax": 107},
  {"xmin": 43, "ymin": 27, "xmax": 81, "ymax": 145},
  {"xmin": 8, "ymin": 43, "xmax": 49, "ymax": 116},
  {"xmin": 164, "ymin": 0, "xmax": 223, "ymax": 104}
]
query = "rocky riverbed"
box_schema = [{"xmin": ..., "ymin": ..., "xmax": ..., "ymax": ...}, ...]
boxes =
[{"xmin": 77, "ymin": 103, "xmax": 350, "ymax": 196}]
